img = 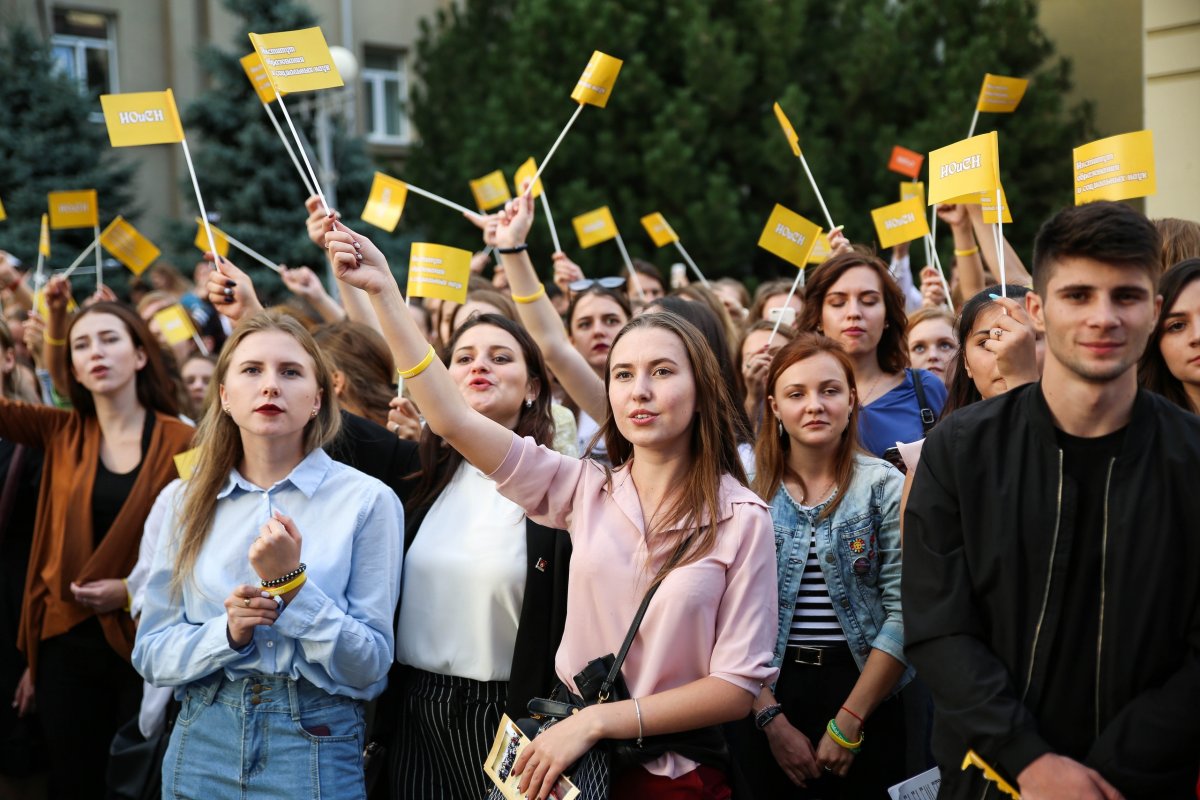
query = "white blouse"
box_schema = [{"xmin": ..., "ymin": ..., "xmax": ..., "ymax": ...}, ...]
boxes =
[{"xmin": 395, "ymin": 460, "xmax": 527, "ymax": 682}]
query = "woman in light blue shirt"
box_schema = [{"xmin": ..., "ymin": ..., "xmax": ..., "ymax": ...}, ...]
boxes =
[{"xmin": 133, "ymin": 311, "xmax": 403, "ymax": 799}]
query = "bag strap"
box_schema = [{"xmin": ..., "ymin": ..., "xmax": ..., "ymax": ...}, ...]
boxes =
[
  {"xmin": 599, "ymin": 580, "xmax": 662, "ymax": 701},
  {"xmin": 909, "ymin": 369, "xmax": 936, "ymax": 434}
]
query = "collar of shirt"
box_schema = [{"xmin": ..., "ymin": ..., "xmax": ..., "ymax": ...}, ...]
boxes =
[{"xmin": 217, "ymin": 447, "xmax": 333, "ymax": 501}]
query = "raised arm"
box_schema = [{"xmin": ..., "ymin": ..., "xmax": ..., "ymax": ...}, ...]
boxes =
[
  {"xmin": 324, "ymin": 224, "xmax": 514, "ymax": 474},
  {"xmin": 490, "ymin": 194, "xmax": 607, "ymax": 422},
  {"xmin": 305, "ymin": 197, "xmax": 381, "ymax": 334},
  {"xmin": 281, "ymin": 265, "xmax": 346, "ymax": 324},
  {"xmin": 967, "ymin": 203, "xmax": 1031, "ymax": 287},
  {"xmin": 937, "ymin": 203, "xmax": 987, "ymax": 301}
]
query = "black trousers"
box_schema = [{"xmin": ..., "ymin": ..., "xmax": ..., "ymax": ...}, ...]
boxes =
[
  {"xmin": 727, "ymin": 644, "xmax": 908, "ymax": 799},
  {"xmin": 36, "ymin": 617, "xmax": 142, "ymax": 800}
]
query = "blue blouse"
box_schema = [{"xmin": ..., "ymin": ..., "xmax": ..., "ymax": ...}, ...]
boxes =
[{"xmin": 857, "ymin": 369, "xmax": 946, "ymax": 457}]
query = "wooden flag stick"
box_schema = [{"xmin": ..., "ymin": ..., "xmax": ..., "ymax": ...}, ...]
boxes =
[
  {"xmin": 35, "ymin": 250, "xmax": 46, "ymax": 290},
  {"xmin": 525, "ymin": 104, "xmax": 585, "ymax": 196},
  {"xmin": 180, "ymin": 137, "xmax": 223, "ymax": 272},
  {"xmin": 191, "ymin": 331, "xmax": 210, "ymax": 356},
  {"xmin": 996, "ymin": 188, "xmax": 1007, "ymax": 296},
  {"xmin": 58, "ymin": 237, "xmax": 100, "ymax": 280},
  {"xmin": 93, "ymin": 222, "xmax": 103, "ymax": 291},
  {"xmin": 404, "ymin": 182, "xmax": 485, "ymax": 219},
  {"xmin": 925, "ymin": 234, "xmax": 955, "ymax": 313},
  {"xmin": 275, "ymin": 94, "xmax": 330, "ymax": 216},
  {"xmin": 766, "ymin": 268, "xmax": 804, "ymax": 347},
  {"xmin": 613, "ymin": 232, "xmax": 644, "ymax": 302},
  {"xmin": 262, "ymin": 101, "xmax": 317, "ymax": 198},
  {"xmin": 672, "ymin": 240, "xmax": 711, "ymax": 288},
  {"xmin": 967, "ymin": 108, "xmax": 981, "ymax": 139},
  {"xmin": 222, "ymin": 230, "xmax": 284, "ymax": 274},
  {"xmin": 539, "ymin": 191, "xmax": 562, "ymax": 253},
  {"xmin": 396, "ymin": 295, "xmax": 412, "ymax": 398},
  {"xmin": 798, "ymin": 153, "xmax": 837, "ymax": 232}
]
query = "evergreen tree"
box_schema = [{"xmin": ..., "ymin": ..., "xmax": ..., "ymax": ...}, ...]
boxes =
[
  {"xmin": 406, "ymin": 0, "xmax": 1091, "ymax": 283},
  {"xmin": 166, "ymin": 0, "xmax": 404, "ymax": 302},
  {"xmin": 0, "ymin": 24, "xmax": 137, "ymax": 292}
]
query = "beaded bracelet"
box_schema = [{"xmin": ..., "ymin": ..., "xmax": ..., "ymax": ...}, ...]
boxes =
[
  {"xmin": 511, "ymin": 284, "xmax": 546, "ymax": 305},
  {"xmin": 397, "ymin": 345, "xmax": 437, "ymax": 380},
  {"xmin": 261, "ymin": 563, "xmax": 306, "ymax": 588},
  {"xmin": 266, "ymin": 571, "xmax": 307, "ymax": 598}
]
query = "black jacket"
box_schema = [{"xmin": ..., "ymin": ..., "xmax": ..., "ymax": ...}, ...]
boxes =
[{"xmin": 903, "ymin": 384, "xmax": 1200, "ymax": 799}]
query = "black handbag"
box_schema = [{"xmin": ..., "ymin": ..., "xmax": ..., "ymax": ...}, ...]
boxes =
[{"xmin": 106, "ymin": 701, "xmax": 177, "ymax": 800}]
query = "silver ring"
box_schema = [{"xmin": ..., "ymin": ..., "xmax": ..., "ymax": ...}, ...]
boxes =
[{"xmin": 991, "ymin": 327, "xmax": 1003, "ymax": 340}]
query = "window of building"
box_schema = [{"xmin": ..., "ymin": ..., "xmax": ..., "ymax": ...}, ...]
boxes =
[
  {"xmin": 362, "ymin": 49, "xmax": 410, "ymax": 145},
  {"xmin": 50, "ymin": 9, "xmax": 118, "ymax": 98}
]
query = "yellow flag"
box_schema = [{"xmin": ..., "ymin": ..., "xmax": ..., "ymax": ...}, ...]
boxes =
[
  {"xmin": 571, "ymin": 51, "xmax": 623, "ymax": 108},
  {"xmin": 0, "ymin": 195, "xmax": 6, "ymax": 222},
  {"xmin": 239, "ymin": 52, "xmax": 279, "ymax": 103},
  {"xmin": 513, "ymin": 158, "xmax": 544, "ymax": 198},
  {"xmin": 361, "ymin": 172, "xmax": 409, "ymax": 233},
  {"xmin": 773, "ymin": 102, "xmax": 802, "ymax": 157},
  {"xmin": 100, "ymin": 90, "xmax": 185, "ymax": 147},
  {"xmin": 871, "ymin": 198, "xmax": 930, "ymax": 249},
  {"xmin": 173, "ymin": 448, "xmax": 202, "ymax": 480},
  {"xmin": 980, "ymin": 184, "xmax": 1012, "ymax": 224},
  {"xmin": 808, "ymin": 234, "xmax": 832, "ymax": 264},
  {"xmin": 640, "ymin": 213, "xmax": 678, "ymax": 247},
  {"xmin": 928, "ymin": 132, "xmax": 999, "ymax": 205},
  {"xmin": 249, "ymin": 27, "xmax": 344, "ymax": 94},
  {"xmin": 572, "ymin": 207, "xmax": 619, "ymax": 249},
  {"xmin": 153, "ymin": 304, "xmax": 198, "ymax": 346},
  {"xmin": 47, "ymin": 190, "xmax": 99, "ymax": 229},
  {"xmin": 900, "ymin": 181, "xmax": 926, "ymax": 206},
  {"xmin": 1073, "ymin": 130, "xmax": 1156, "ymax": 205},
  {"xmin": 757, "ymin": 205, "xmax": 822, "ymax": 268},
  {"xmin": 976, "ymin": 74, "xmax": 1029, "ymax": 114},
  {"xmin": 38, "ymin": 214, "xmax": 50, "ymax": 257},
  {"xmin": 101, "ymin": 216, "xmax": 160, "ymax": 276},
  {"xmin": 469, "ymin": 170, "xmax": 512, "ymax": 211},
  {"xmin": 33, "ymin": 289, "xmax": 77, "ymax": 319},
  {"xmin": 193, "ymin": 217, "xmax": 230, "ymax": 257},
  {"xmin": 407, "ymin": 243, "xmax": 471, "ymax": 305}
]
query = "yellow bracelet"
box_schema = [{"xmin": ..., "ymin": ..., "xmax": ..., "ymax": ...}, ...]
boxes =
[
  {"xmin": 266, "ymin": 571, "xmax": 307, "ymax": 597},
  {"xmin": 122, "ymin": 578, "xmax": 132, "ymax": 613},
  {"xmin": 397, "ymin": 345, "xmax": 437, "ymax": 380},
  {"xmin": 44, "ymin": 334, "xmax": 67, "ymax": 347},
  {"xmin": 954, "ymin": 247, "xmax": 980, "ymax": 257},
  {"xmin": 511, "ymin": 284, "xmax": 546, "ymax": 305}
]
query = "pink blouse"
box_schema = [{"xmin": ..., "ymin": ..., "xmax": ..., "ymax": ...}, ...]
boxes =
[{"xmin": 489, "ymin": 433, "xmax": 779, "ymax": 779}]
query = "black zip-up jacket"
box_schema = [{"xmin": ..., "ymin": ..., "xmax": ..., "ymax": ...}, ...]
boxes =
[{"xmin": 903, "ymin": 384, "xmax": 1200, "ymax": 799}]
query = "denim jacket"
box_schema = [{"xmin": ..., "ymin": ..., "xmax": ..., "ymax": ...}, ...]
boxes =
[{"xmin": 769, "ymin": 453, "xmax": 913, "ymax": 692}]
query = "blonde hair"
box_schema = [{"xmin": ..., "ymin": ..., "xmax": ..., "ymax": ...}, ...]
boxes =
[{"xmin": 171, "ymin": 311, "xmax": 341, "ymax": 592}]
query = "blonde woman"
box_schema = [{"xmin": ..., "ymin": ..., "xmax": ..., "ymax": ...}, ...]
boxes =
[{"xmin": 132, "ymin": 311, "xmax": 403, "ymax": 799}]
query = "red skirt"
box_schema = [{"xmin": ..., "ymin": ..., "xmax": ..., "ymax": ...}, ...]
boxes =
[{"xmin": 610, "ymin": 764, "xmax": 731, "ymax": 800}]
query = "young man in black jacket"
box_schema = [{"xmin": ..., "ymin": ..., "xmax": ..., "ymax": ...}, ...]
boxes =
[{"xmin": 904, "ymin": 201, "xmax": 1200, "ymax": 799}]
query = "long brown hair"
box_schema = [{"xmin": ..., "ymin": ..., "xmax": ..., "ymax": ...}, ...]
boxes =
[
  {"xmin": 597, "ymin": 311, "xmax": 747, "ymax": 590},
  {"xmin": 1140, "ymin": 258, "xmax": 1200, "ymax": 413},
  {"xmin": 172, "ymin": 311, "xmax": 341, "ymax": 592},
  {"xmin": 752, "ymin": 334, "xmax": 861, "ymax": 520},
  {"xmin": 797, "ymin": 248, "xmax": 909, "ymax": 375},
  {"xmin": 65, "ymin": 302, "xmax": 179, "ymax": 417},
  {"xmin": 313, "ymin": 321, "xmax": 395, "ymax": 427}
]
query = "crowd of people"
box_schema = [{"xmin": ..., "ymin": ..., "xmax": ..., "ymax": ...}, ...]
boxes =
[{"xmin": 0, "ymin": 191, "xmax": 1198, "ymax": 800}]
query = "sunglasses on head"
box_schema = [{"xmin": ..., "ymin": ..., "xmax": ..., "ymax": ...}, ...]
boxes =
[{"xmin": 568, "ymin": 276, "xmax": 626, "ymax": 293}]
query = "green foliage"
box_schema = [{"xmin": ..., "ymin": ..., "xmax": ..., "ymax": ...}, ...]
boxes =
[
  {"xmin": 165, "ymin": 0, "xmax": 406, "ymax": 302},
  {"xmin": 406, "ymin": 0, "xmax": 1092, "ymax": 283},
  {"xmin": 0, "ymin": 23, "xmax": 137, "ymax": 294}
]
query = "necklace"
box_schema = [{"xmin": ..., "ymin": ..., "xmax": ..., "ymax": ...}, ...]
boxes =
[
  {"xmin": 859, "ymin": 372, "xmax": 886, "ymax": 406},
  {"xmin": 797, "ymin": 476, "xmax": 836, "ymax": 506}
]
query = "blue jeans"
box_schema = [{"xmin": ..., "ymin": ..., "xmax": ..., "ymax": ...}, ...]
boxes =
[{"xmin": 162, "ymin": 673, "xmax": 366, "ymax": 799}]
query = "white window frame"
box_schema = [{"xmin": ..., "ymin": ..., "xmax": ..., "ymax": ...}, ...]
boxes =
[
  {"xmin": 50, "ymin": 10, "xmax": 119, "ymax": 119},
  {"xmin": 361, "ymin": 51, "xmax": 411, "ymax": 146}
]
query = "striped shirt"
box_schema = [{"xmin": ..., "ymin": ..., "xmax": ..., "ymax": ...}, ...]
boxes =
[{"xmin": 788, "ymin": 525, "xmax": 846, "ymax": 645}]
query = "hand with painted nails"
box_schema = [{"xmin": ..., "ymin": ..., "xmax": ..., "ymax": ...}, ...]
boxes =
[
  {"xmin": 205, "ymin": 255, "xmax": 262, "ymax": 323},
  {"xmin": 225, "ymin": 584, "xmax": 279, "ymax": 649},
  {"xmin": 305, "ymin": 195, "xmax": 341, "ymax": 251},
  {"xmin": 324, "ymin": 224, "xmax": 394, "ymax": 296}
]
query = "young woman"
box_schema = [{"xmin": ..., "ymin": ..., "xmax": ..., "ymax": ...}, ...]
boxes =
[
  {"xmin": 797, "ymin": 250, "xmax": 947, "ymax": 458},
  {"xmin": 323, "ymin": 196, "xmax": 778, "ymax": 800},
  {"xmin": 312, "ymin": 320, "xmax": 396, "ymax": 427},
  {"xmin": 905, "ymin": 308, "xmax": 957, "ymax": 385},
  {"xmin": 180, "ymin": 352, "xmax": 216, "ymax": 420},
  {"xmin": 749, "ymin": 279, "xmax": 804, "ymax": 325},
  {"xmin": 0, "ymin": 279, "xmax": 193, "ymax": 799},
  {"xmin": 731, "ymin": 334, "xmax": 909, "ymax": 797},
  {"xmin": 1140, "ymin": 257, "xmax": 1200, "ymax": 414},
  {"xmin": 132, "ymin": 311, "xmax": 402, "ymax": 799},
  {"xmin": 738, "ymin": 320, "xmax": 797, "ymax": 427},
  {"xmin": 390, "ymin": 313, "xmax": 570, "ymax": 800}
]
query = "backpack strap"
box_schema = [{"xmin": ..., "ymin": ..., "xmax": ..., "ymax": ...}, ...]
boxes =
[{"xmin": 909, "ymin": 369, "xmax": 936, "ymax": 434}]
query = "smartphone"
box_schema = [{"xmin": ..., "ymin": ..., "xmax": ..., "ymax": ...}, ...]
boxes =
[
  {"xmin": 768, "ymin": 306, "xmax": 797, "ymax": 327},
  {"xmin": 670, "ymin": 263, "xmax": 687, "ymax": 289}
]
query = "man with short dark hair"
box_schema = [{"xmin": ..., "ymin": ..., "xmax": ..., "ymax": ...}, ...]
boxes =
[{"xmin": 904, "ymin": 201, "xmax": 1200, "ymax": 799}]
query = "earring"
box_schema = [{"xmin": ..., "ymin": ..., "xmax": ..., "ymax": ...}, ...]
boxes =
[
  {"xmin": 816, "ymin": 325, "xmax": 823, "ymax": 333},
  {"xmin": 310, "ymin": 408, "xmax": 319, "ymax": 418},
  {"xmin": 524, "ymin": 399, "xmax": 533, "ymax": 408},
  {"xmin": 777, "ymin": 419, "xmax": 784, "ymax": 437},
  {"xmin": 222, "ymin": 405, "xmax": 231, "ymax": 415}
]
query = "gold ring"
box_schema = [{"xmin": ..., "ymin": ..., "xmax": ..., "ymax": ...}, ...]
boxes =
[{"xmin": 243, "ymin": 597, "xmax": 252, "ymax": 607}]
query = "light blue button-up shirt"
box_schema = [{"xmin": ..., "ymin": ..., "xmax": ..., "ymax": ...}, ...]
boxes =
[{"xmin": 133, "ymin": 448, "xmax": 403, "ymax": 701}]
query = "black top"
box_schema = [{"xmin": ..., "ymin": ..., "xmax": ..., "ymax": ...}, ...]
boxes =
[
  {"xmin": 0, "ymin": 439, "xmax": 44, "ymax": 562},
  {"xmin": 91, "ymin": 412, "xmax": 154, "ymax": 547},
  {"xmin": 1042, "ymin": 425, "xmax": 1126, "ymax": 758},
  {"xmin": 324, "ymin": 410, "xmax": 421, "ymax": 501}
]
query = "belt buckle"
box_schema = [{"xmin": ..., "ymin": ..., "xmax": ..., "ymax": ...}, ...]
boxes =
[{"xmin": 792, "ymin": 645, "xmax": 824, "ymax": 666}]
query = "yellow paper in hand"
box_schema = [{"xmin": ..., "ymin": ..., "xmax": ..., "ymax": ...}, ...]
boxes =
[
  {"xmin": 871, "ymin": 198, "xmax": 931, "ymax": 249},
  {"xmin": 640, "ymin": 213, "xmax": 678, "ymax": 247},
  {"xmin": 808, "ymin": 233, "xmax": 832, "ymax": 264},
  {"xmin": 980, "ymin": 184, "xmax": 1012, "ymax": 224},
  {"xmin": 39, "ymin": 214, "xmax": 50, "ymax": 257},
  {"xmin": 572, "ymin": 207, "xmax": 619, "ymax": 249},
  {"xmin": 900, "ymin": 181, "xmax": 926, "ymax": 206},
  {"xmin": 928, "ymin": 132, "xmax": 999, "ymax": 205},
  {"xmin": 154, "ymin": 304, "xmax": 198, "ymax": 346},
  {"xmin": 47, "ymin": 190, "xmax": 99, "ymax": 229},
  {"xmin": 976, "ymin": 74, "xmax": 1029, "ymax": 114},
  {"xmin": 571, "ymin": 51, "xmax": 622, "ymax": 108},
  {"xmin": 194, "ymin": 218, "xmax": 230, "ymax": 258},
  {"xmin": 100, "ymin": 90, "xmax": 185, "ymax": 147},
  {"xmin": 1073, "ymin": 130, "xmax": 1156, "ymax": 205},
  {"xmin": 173, "ymin": 448, "xmax": 202, "ymax": 480},
  {"xmin": 407, "ymin": 243, "xmax": 471, "ymax": 305},
  {"xmin": 470, "ymin": 171, "xmax": 512, "ymax": 212},
  {"xmin": 773, "ymin": 102, "xmax": 802, "ymax": 157},
  {"xmin": 757, "ymin": 205, "xmax": 821, "ymax": 268},
  {"xmin": 361, "ymin": 172, "xmax": 409, "ymax": 233},
  {"xmin": 0, "ymin": 196, "xmax": 6, "ymax": 222},
  {"xmin": 239, "ymin": 52, "xmax": 279, "ymax": 103},
  {"xmin": 513, "ymin": 158, "xmax": 544, "ymax": 199},
  {"xmin": 101, "ymin": 216, "xmax": 160, "ymax": 276},
  {"xmin": 249, "ymin": 27, "xmax": 344, "ymax": 94}
]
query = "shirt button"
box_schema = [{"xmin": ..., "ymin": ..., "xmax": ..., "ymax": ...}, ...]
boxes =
[
  {"xmin": 251, "ymin": 696, "xmax": 262, "ymax": 705},
  {"xmin": 825, "ymin": 554, "xmax": 836, "ymax": 565},
  {"xmin": 266, "ymin": 641, "xmax": 274, "ymax": 648}
]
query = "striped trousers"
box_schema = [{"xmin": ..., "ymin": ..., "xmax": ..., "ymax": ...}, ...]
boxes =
[{"xmin": 390, "ymin": 666, "xmax": 507, "ymax": 800}]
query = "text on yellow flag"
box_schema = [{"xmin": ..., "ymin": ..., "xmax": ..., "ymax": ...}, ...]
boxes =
[
  {"xmin": 407, "ymin": 243, "xmax": 471, "ymax": 305},
  {"xmin": 757, "ymin": 205, "xmax": 821, "ymax": 268},
  {"xmin": 100, "ymin": 90, "xmax": 185, "ymax": 147}
]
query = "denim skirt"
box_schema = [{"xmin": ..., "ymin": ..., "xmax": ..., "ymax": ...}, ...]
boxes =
[{"xmin": 162, "ymin": 673, "xmax": 366, "ymax": 800}]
